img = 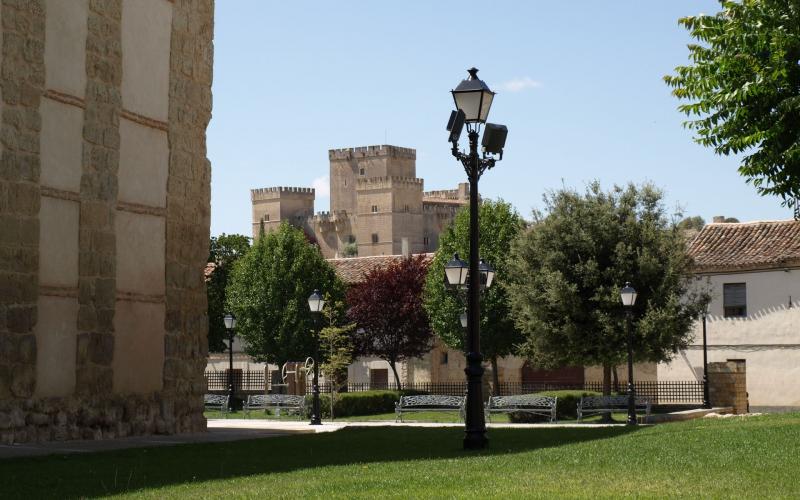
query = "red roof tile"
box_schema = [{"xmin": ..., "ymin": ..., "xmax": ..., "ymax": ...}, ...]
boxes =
[
  {"xmin": 688, "ymin": 220, "xmax": 800, "ymax": 273},
  {"xmin": 329, "ymin": 253, "xmax": 434, "ymax": 284}
]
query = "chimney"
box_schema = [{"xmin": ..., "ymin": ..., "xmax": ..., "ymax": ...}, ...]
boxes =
[
  {"xmin": 401, "ymin": 237, "xmax": 410, "ymax": 258},
  {"xmin": 713, "ymin": 216, "xmax": 725, "ymax": 223}
]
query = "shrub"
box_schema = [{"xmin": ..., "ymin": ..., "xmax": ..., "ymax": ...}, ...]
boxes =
[
  {"xmin": 304, "ymin": 390, "xmax": 402, "ymax": 418},
  {"xmin": 506, "ymin": 390, "xmax": 601, "ymax": 422}
]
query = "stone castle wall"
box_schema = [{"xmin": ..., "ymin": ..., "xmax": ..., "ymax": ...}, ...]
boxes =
[{"xmin": 0, "ymin": 0, "xmax": 214, "ymax": 443}]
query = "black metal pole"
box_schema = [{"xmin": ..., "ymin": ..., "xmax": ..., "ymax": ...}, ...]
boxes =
[
  {"xmin": 228, "ymin": 329, "xmax": 236, "ymax": 412},
  {"xmin": 626, "ymin": 309, "xmax": 637, "ymax": 425},
  {"xmin": 702, "ymin": 313, "xmax": 710, "ymax": 408},
  {"xmin": 463, "ymin": 129, "xmax": 487, "ymax": 449},
  {"xmin": 310, "ymin": 316, "xmax": 322, "ymax": 425}
]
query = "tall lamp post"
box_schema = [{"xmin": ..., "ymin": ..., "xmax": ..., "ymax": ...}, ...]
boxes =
[
  {"xmin": 702, "ymin": 307, "xmax": 710, "ymax": 408},
  {"xmin": 446, "ymin": 68, "xmax": 507, "ymax": 450},
  {"xmin": 307, "ymin": 289, "xmax": 324, "ymax": 425},
  {"xmin": 620, "ymin": 283, "xmax": 638, "ymax": 426},
  {"xmin": 223, "ymin": 313, "xmax": 237, "ymax": 412}
]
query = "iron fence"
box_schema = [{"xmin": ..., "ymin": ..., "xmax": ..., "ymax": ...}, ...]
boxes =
[{"xmin": 204, "ymin": 371, "xmax": 705, "ymax": 404}]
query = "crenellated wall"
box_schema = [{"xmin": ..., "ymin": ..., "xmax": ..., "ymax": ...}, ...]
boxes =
[{"xmin": 0, "ymin": 0, "xmax": 214, "ymax": 444}]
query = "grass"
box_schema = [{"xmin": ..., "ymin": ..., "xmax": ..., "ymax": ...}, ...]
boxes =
[{"xmin": 3, "ymin": 413, "xmax": 798, "ymax": 499}]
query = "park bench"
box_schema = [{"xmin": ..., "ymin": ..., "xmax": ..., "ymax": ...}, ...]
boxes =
[
  {"xmin": 244, "ymin": 394, "xmax": 306, "ymax": 418},
  {"xmin": 485, "ymin": 394, "xmax": 558, "ymax": 423},
  {"xmin": 395, "ymin": 394, "xmax": 466, "ymax": 422},
  {"xmin": 204, "ymin": 394, "xmax": 230, "ymax": 417},
  {"xmin": 577, "ymin": 395, "xmax": 651, "ymax": 422}
]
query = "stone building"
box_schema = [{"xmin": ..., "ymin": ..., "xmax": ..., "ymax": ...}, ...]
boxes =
[
  {"xmin": 251, "ymin": 145, "xmax": 469, "ymax": 258},
  {"xmin": 659, "ymin": 219, "xmax": 800, "ymax": 410},
  {"xmin": 0, "ymin": 0, "xmax": 213, "ymax": 443}
]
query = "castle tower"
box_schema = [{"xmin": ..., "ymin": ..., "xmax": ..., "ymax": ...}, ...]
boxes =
[
  {"xmin": 356, "ymin": 176, "xmax": 424, "ymax": 256},
  {"xmin": 329, "ymin": 145, "xmax": 416, "ymax": 215},
  {"xmin": 250, "ymin": 187, "xmax": 315, "ymax": 238}
]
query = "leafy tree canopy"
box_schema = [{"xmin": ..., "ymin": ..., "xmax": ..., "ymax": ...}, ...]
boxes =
[
  {"xmin": 207, "ymin": 233, "xmax": 251, "ymax": 352},
  {"xmin": 507, "ymin": 182, "xmax": 707, "ymax": 376},
  {"xmin": 347, "ymin": 255, "xmax": 433, "ymax": 387},
  {"xmin": 665, "ymin": 1, "xmax": 800, "ymax": 205},
  {"xmin": 226, "ymin": 223, "xmax": 345, "ymax": 365},
  {"xmin": 423, "ymin": 199, "xmax": 525, "ymax": 388},
  {"xmin": 677, "ymin": 215, "xmax": 706, "ymax": 232}
]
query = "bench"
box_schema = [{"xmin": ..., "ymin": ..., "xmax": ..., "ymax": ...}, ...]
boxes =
[
  {"xmin": 204, "ymin": 394, "xmax": 230, "ymax": 417},
  {"xmin": 486, "ymin": 394, "xmax": 558, "ymax": 423},
  {"xmin": 244, "ymin": 394, "xmax": 306, "ymax": 418},
  {"xmin": 577, "ymin": 395, "xmax": 651, "ymax": 422},
  {"xmin": 395, "ymin": 395, "xmax": 466, "ymax": 422}
]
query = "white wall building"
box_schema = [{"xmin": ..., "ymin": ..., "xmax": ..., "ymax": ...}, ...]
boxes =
[{"xmin": 658, "ymin": 219, "xmax": 800, "ymax": 410}]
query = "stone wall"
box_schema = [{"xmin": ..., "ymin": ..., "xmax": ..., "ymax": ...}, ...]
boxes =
[
  {"xmin": 0, "ymin": 0, "xmax": 213, "ymax": 443},
  {"xmin": 708, "ymin": 360, "xmax": 748, "ymax": 414}
]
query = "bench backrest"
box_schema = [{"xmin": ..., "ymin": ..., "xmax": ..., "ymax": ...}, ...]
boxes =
[
  {"xmin": 580, "ymin": 396, "xmax": 649, "ymax": 408},
  {"xmin": 204, "ymin": 394, "xmax": 228, "ymax": 407},
  {"xmin": 488, "ymin": 395, "xmax": 556, "ymax": 409},
  {"xmin": 248, "ymin": 394, "xmax": 305, "ymax": 406},
  {"xmin": 399, "ymin": 395, "xmax": 465, "ymax": 408}
]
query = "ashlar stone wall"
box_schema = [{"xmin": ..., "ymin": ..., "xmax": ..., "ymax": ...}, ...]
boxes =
[{"xmin": 0, "ymin": 0, "xmax": 213, "ymax": 443}]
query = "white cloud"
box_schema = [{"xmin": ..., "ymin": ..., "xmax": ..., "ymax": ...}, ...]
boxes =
[
  {"xmin": 497, "ymin": 77, "xmax": 542, "ymax": 93},
  {"xmin": 312, "ymin": 175, "xmax": 330, "ymax": 198}
]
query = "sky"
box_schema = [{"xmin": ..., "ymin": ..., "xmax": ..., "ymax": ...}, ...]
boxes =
[{"xmin": 208, "ymin": 1, "xmax": 792, "ymax": 238}]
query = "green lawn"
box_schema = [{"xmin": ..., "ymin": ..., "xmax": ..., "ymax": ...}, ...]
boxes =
[{"xmin": 3, "ymin": 413, "xmax": 798, "ymax": 499}]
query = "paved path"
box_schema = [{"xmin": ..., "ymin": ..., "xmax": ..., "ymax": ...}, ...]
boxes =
[{"xmin": 1, "ymin": 419, "xmax": 625, "ymax": 460}]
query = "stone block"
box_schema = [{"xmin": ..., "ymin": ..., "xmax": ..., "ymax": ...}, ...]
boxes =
[
  {"xmin": 115, "ymin": 210, "xmax": 165, "ymax": 295},
  {"xmin": 112, "ymin": 301, "xmax": 165, "ymax": 393},
  {"xmin": 121, "ymin": 0, "xmax": 172, "ymax": 121},
  {"xmin": 35, "ymin": 296, "xmax": 78, "ymax": 397},
  {"xmin": 40, "ymin": 98, "xmax": 83, "ymax": 193},
  {"xmin": 44, "ymin": 0, "xmax": 88, "ymax": 97},
  {"xmin": 39, "ymin": 196, "xmax": 80, "ymax": 287},
  {"xmin": 118, "ymin": 117, "xmax": 168, "ymax": 207}
]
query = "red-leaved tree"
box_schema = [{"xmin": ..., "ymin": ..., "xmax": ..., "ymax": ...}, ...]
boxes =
[{"xmin": 347, "ymin": 255, "xmax": 433, "ymax": 388}]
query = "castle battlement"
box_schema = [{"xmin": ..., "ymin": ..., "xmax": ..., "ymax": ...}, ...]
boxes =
[
  {"xmin": 251, "ymin": 186, "xmax": 316, "ymax": 201},
  {"xmin": 329, "ymin": 145, "xmax": 416, "ymax": 161},
  {"xmin": 424, "ymin": 189, "xmax": 461, "ymax": 200},
  {"xmin": 356, "ymin": 176, "xmax": 423, "ymax": 191}
]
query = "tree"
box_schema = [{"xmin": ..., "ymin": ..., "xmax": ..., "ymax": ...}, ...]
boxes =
[
  {"xmin": 423, "ymin": 199, "xmax": 525, "ymax": 392},
  {"xmin": 507, "ymin": 182, "xmax": 707, "ymax": 395},
  {"xmin": 347, "ymin": 255, "xmax": 433, "ymax": 388},
  {"xmin": 226, "ymin": 223, "xmax": 345, "ymax": 365},
  {"xmin": 318, "ymin": 295, "xmax": 355, "ymax": 393},
  {"xmin": 665, "ymin": 1, "xmax": 800, "ymax": 206},
  {"xmin": 677, "ymin": 216, "xmax": 705, "ymax": 232},
  {"xmin": 207, "ymin": 233, "xmax": 251, "ymax": 352}
]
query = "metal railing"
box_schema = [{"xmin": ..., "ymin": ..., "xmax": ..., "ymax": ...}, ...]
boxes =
[{"xmin": 204, "ymin": 371, "xmax": 705, "ymax": 404}]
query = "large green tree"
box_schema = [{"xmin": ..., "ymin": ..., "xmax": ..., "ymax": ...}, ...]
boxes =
[
  {"xmin": 207, "ymin": 233, "xmax": 251, "ymax": 352},
  {"xmin": 665, "ymin": 1, "xmax": 800, "ymax": 205},
  {"xmin": 423, "ymin": 199, "xmax": 525, "ymax": 392},
  {"xmin": 507, "ymin": 183, "xmax": 707, "ymax": 394},
  {"xmin": 226, "ymin": 223, "xmax": 345, "ymax": 365}
]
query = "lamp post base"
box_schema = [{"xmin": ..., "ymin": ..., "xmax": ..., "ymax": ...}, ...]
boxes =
[{"xmin": 463, "ymin": 432, "xmax": 489, "ymax": 450}]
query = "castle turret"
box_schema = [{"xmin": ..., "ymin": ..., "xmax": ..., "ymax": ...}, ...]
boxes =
[{"xmin": 250, "ymin": 186, "xmax": 315, "ymax": 238}]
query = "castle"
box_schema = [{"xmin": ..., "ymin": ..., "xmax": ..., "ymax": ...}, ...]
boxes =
[{"xmin": 251, "ymin": 145, "xmax": 469, "ymax": 258}]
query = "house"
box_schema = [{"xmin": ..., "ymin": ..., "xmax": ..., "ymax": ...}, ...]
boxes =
[{"xmin": 658, "ymin": 219, "xmax": 800, "ymax": 410}]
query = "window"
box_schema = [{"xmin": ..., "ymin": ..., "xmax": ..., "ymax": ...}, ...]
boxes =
[
  {"xmin": 371, "ymin": 233, "xmax": 378, "ymax": 244},
  {"xmin": 371, "ymin": 205, "xmax": 378, "ymax": 213},
  {"xmin": 723, "ymin": 283, "xmax": 747, "ymax": 318},
  {"xmin": 423, "ymin": 236, "xmax": 429, "ymax": 247},
  {"xmin": 348, "ymin": 235, "xmax": 356, "ymax": 244},
  {"xmin": 440, "ymin": 352, "xmax": 448, "ymax": 365},
  {"xmin": 369, "ymin": 368, "xmax": 388, "ymax": 388},
  {"xmin": 404, "ymin": 204, "xmax": 410, "ymax": 213},
  {"xmin": 359, "ymin": 168, "xmax": 365, "ymax": 176},
  {"xmin": 264, "ymin": 214, "xmax": 270, "ymax": 222}
]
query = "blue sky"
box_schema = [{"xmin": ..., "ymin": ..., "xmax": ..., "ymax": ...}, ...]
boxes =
[{"xmin": 209, "ymin": 1, "xmax": 792, "ymax": 237}]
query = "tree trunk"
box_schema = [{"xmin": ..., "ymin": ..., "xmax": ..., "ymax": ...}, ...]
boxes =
[
  {"xmin": 612, "ymin": 366, "xmax": 619, "ymax": 394},
  {"xmin": 388, "ymin": 359, "xmax": 402, "ymax": 390},
  {"xmin": 491, "ymin": 356, "xmax": 501, "ymax": 396},
  {"xmin": 601, "ymin": 364, "xmax": 612, "ymax": 423}
]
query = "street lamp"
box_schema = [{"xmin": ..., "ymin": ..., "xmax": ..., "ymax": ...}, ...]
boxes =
[
  {"xmin": 307, "ymin": 289, "xmax": 324, "ymax": 425},
  {"xmin": 223, "ymin": 313, "xmax": 237, "ymax": 412},
  {"xmin": 445, "ymin": 253, "xmax": 469, "ymax": 290},
  {"xmin": 447, "ymin": 68, "xmax": 507, "ymax": 450},
  {"xmin": 620, "ymin": 282, "xmax": 638, "ymax": 426}
]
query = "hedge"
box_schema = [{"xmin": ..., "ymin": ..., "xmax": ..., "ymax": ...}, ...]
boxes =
[{"xmin": 303, "ymin": 390, "xmax": 425, "ymax": 418}]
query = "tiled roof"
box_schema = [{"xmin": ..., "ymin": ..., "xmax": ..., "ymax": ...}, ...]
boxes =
[
  {"xmin": 329, "ymin": 253, "xmax": 434, "ymax": 284},
  {"xmin": 688, "ymin": 220, "xmax": 800, "ymax": 273}
]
